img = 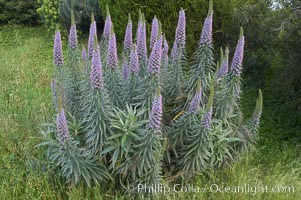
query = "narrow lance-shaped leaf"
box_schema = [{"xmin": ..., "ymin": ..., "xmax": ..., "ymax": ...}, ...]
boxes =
[
  {"xmin": 161, "ymin": 34, "xmax": 169, "ymax": 60},
  {"xmin": 82, "ymin": 46, "xmax": 87, "ymax": 61},
  {"xmin": 254, "ymin": 89, "xmax": 263, "ymax": 125},
  {"xmin": 122, "ymin": 54, "xmax": 129, "ymax": 80},
  {"xmin": 171, "ymin": 41, "xmax": 178, "ymax": 61},
  {"xmin": 219, "ymin": 46, "xmax": 224, "ymax": 64}
]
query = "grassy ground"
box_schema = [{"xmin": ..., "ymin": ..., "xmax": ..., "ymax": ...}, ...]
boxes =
[{"xmin": 0, "ymin": 25, "xmax": 300, "ymax": 199}]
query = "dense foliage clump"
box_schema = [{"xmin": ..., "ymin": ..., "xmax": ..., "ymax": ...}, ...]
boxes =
[
  {"xmin": 0, "ymin": 0, "xmax": 39, "ymax": 25},
  {"xmin": 38, "ymin": 0, "xmax": 262, "ymax": 195},
  {"xmin": 36, "ymin": 0, "xmax": 102, "ymax": 32}
]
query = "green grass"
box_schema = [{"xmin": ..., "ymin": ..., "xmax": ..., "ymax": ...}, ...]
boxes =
[{"xmin": 0, "ymin": 25, "xmax": 300, "ymax": 199}]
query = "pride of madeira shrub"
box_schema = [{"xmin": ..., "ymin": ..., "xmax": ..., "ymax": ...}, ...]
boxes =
[{"xmin": 38, "ymin": 0, "xmax": 263, "ymax": 195}]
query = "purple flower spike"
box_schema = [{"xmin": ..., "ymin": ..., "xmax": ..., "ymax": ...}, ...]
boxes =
[
  {"xmin": 103, "ymin": 6, "xmax": 111, "ymax": 40},
  {"xmin": 88, "ymin": 21, "xmax": 97, "ymax": 58},
  {"xmin": 69, "ymin": 24, "xmax": 77, "ymax": 49},
  {"xmin": 150, "ymin": 17, "xmax": 159, "ymax": 49},
  {"xmin": 124, "ymin": 15, "xmax": 132, "ymax": 52},
  {"xmin": 199, "ymin": 12, "xmax": 213, "ymax": 46},
  {"xmin": 148, "ymin": 35, "xmax": 162, "ymax": 75},
  {"xmin": 90, "ymin": 43, "xmax": 103, "ymax": 90},
  {"xmin": 175, "ymin": 9, "xmax": 186, "ymax": 48},
  {"xmin": 57, "ymin": 108, "xmax": 70, "ymax": 145},
  {"xmin": 201, "ymin": 107, "xmax": 213, "ymax": 129},
  {"xmin": 130, "ymin": 44, "xmax": 139, "ymax": 74},
  {"xmin": 82, "ymin": 47, "xmax": 87, "ymax": 61},
  {"xmin": 103, "ymin": 16, "xmax": 111, "ymax": 40},
  {"xmin": 122, "ymin": 57, "xmax": 129, "ymax": 80},
  {"xmin": 69, "ymin": 12, "xmax": 78, "ymax": 49},
  {"xmin": 149, "ymin": 93, "xmax": 163, "ymax": 131},
  {"xmin": 188, "ymin": 87, "xmax": 202, "ymax": 114},
  {"xmin": 137, "ymin": 18, "xmax": 147, "ymax": 62},
  {"xmin": 107, "ymin": 33, "xmax": 118, "ymax": 69},
  {"xmin": 53, "ymin": 30, "xmax": 64, "ymax": 67},
  {"xmin": 230, "ymin": 32, "xmax": 245, "ymax": 76},
  {"xmin": 217, "ymin": 48, "xmax": 229, "ymax": 79}
]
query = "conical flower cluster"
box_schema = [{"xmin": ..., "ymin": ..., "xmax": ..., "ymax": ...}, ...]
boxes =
[
  {"xmin": 103, "ymin": 12, "xmax": 111, "ymax": 40},
  {"xmin": 124, "ymin": 14, "xmax": 132, "ymax": 52},
  {"xmin": 69, "ymin": 11, "xmax": 77, "ymax": 49},
  {"xmin": 90, "ymin": 40, "xmax": 103, "ymax": 90},
  {"xmin": 130, "ymin": 44, "xmax": 139, "ymax": 74},
  {"xmin": 53, "ymin": 29, "xmax": 64, "ymax": 67},
  {"xmin": 188, "ymin": 86, "xmax": 202, "ymax": 114},
  {"xmin": 149, "ymin": 93, "xmax": 163, "ymax": 130},
  {"xmin": 201, "ymin": 107, "xmax": 213, "ymax": 129},
  {"xmin": 69, "ymin": 25, "xmax": 77, "ymax": 49},
  {"xmin": 137, "ymin": 18, "xmax": 147, "ymax": 62},
  {"xmin": 148, "ymin": 35, "xmax": 162, "ymax": 75},
  {"xmin": 216, "ymin": 48, "xmax": 229, "ymax": 79},
  {"xmin": 150, "ymin": 17, "xmax": 159, "ymax": 49},
  {"xmin": 199, "ymin": 12, "xmax": 213, "ymax": 46},
  {"xmin": 88, "ymin": 18, "xmax": 97, "ymax": 58},
  {"xmin": 107, "ymin": 33, "xmax": 118, "ymax": 69},
  {"xmin": 230, "ymin": 28, "xmax": 245, "ymax": 76},
  {"xmin": 175, "ymin": 8, "xmax": 186, "ymax": 48},
  {"xmin": 56, "ymin": 108, "xmax": 70, "ymax": 145}
]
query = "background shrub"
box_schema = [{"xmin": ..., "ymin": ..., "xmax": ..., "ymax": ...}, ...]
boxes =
[
  {"xmin": 0, "ymin": 0, "xmax": 39, "ymax": 25},
  {"xmin": 98, "ymin": 0, "xmax": 273, "ymax": 62},
  {"xmin": 59, "ymin": 0, "xmax": 102, "ymax": 32},
  {"xmin": 36, "ymin": 0, "xmax": 103, "ymax": 33}
]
